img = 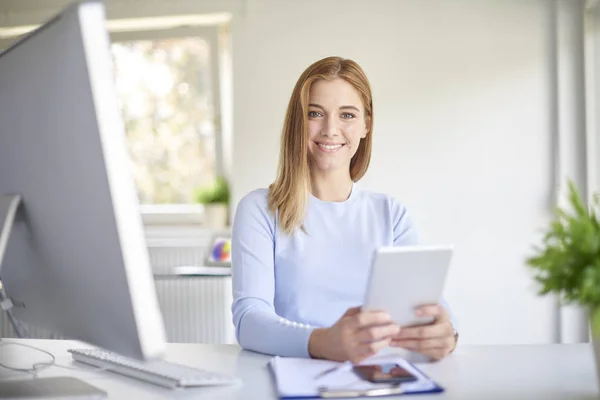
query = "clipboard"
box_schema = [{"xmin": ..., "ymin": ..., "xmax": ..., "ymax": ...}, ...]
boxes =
[{"xmin": 268, "ymin": 355, "xmax": 444, "ymax": 398}]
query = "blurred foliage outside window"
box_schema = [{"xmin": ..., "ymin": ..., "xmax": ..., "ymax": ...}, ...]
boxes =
[{"xmin": 111, "ymin": 37, "xmax": 217, "ymax": 204}]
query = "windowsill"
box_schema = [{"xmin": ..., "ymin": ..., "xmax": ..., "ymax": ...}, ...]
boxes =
[
  {"xmin": 140, "ymin": 203, "xmax": 206, "ymax": 226},
  {"xmin": 140, "ymin": 204, "xmax": 231, "ymax": 247}
]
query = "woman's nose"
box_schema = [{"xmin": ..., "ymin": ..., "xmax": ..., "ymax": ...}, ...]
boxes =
[{"xmin": 321, "ymin": 116, "xmax": 340, "ymax": 137}]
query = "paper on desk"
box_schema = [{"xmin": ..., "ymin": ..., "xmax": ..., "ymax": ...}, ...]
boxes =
[{"xmin": 268, "ymin": 353, "xmax": 441, "ymax": 398}]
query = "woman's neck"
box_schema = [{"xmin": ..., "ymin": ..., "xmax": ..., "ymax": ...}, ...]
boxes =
[{"xmin": 310, "ymin": 169, "xmax": 354, "ymax": 202}]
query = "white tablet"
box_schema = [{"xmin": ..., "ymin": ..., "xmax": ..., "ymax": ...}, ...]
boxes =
[{"xmin": 362, "ymin": 245, "xmax": 453, "ymax": 327}]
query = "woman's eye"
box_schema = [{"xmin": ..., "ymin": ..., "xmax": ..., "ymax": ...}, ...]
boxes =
[
  {"xmin": 341, "ymin": 112, "xmax": 356, "ymax": 119},
  {"xmin": 308, "ymin": 111, "xmax": 322, "ymax": 118}
]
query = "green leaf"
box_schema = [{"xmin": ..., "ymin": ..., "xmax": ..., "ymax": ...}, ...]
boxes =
[
  {"xmin": 193, "ymin": 176, "xmax": 230, "ymax": 205},
  {"xmin": 525, "ymin": 179, "xmax": 600, "ymax": 309}
]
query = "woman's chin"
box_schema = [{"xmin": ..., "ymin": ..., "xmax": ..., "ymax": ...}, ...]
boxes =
[{"xmin": 310, "ymin": 161, "xmax": 349, "ymax": 174}]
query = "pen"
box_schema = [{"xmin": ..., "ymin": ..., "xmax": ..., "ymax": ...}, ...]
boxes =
[
  {"xmin": 313, "ymin": 361, "xmax": 353, "ymax": 380},
  {"xmin": 313, "ymin": 351, "xmax": 401, "ymax": 381}
]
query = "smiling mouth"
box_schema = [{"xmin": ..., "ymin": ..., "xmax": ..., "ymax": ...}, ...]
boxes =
[{"xmin": 316, "ymin": 142, "xmax": 345, "ymax": 152}]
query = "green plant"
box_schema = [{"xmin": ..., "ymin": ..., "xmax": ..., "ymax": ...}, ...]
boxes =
[
  {"xmin": 194, "ymin": 176, "xmax": 230, "ymax": 205},
  {"xmin": 526, "ymin": 180, "xmax": 600, "ymax": 311}
]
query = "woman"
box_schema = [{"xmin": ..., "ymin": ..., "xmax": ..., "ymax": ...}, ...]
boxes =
[{"xmin": 231, "ymin": 56, "xmax": 457, "ymax": 364}]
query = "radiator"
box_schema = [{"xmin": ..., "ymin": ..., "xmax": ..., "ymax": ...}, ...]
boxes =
[
  {"xmin": 148, "ymin": 245, "xmax": 207, "ymax": 276},
  {"xmin": 148, "ymin": 241, "xmax": 236, "ymax": 345},
  {"xmin": 0, "ymin": 316, "xmax": 62, "ymax": 340},
  {"xmin": 0, "ymin": 230, "xmax": 236, "ymax": 345},
  {"xmin": 154, "ymin": 275, "xmax": 235, "ymax": 344}
]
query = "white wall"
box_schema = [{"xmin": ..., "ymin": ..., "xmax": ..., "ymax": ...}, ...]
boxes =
[
  {"xmin": 231, "ymin": 0, "xmax": 559, "ymax": 345},
  {"xmin": 0, "ymin": 0, "xmax": 573, "ymax": 345}
]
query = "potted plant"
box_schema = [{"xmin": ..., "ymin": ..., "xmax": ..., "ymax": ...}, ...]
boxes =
[
  {"xmin": 194, "ymin": 176, "xmax": 230, "ymax": 229},
  {"xmin": 525, "ymin": 179, "xmax": 600, "ymax": 382}
]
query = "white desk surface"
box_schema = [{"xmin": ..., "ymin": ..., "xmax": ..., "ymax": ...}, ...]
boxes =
[{"xmin": 0, "ymin": 338, "xmax": 597, "ymax": 399}]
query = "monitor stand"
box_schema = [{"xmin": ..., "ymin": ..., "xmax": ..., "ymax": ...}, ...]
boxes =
[{"xmin": 0, "ymin": 195, "xmax": 109, "ymax": 399}]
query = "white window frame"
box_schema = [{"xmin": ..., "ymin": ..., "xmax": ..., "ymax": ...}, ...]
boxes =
[
  {"xmin": 109, "ymin": 25, "xmax": 231, "ymax": 228},
  {"xmin": 584, "ymin": 1, "xmax": 600, "ymax": 203},
  {"xmin": 0, "ymin": 15, "xmax": 233, "ymax": 243}
]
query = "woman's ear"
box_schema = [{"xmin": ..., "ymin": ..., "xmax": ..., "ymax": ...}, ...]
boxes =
[{"xmin": 362, "ymin": 116, "xmax": 370, "ymax": 139}]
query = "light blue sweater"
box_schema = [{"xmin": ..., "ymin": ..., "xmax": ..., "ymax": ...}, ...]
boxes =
[{"xmin": 231, "ymin": 184, "xmax": 450, "ymax": 358}]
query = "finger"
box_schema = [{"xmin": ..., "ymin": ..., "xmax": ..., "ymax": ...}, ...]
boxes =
[
  {"xmin": 351, "ymin": 337, "xmax": 392, "ymax": 363},
  {"xmin": 356, "ymin": 324, "xmax": 400, "ymax": 343},
  {"xmin": 349, "ymin": 311, "xmax": 392, "ymax": 330},
  {"xmin": 415, "ymin": 304, "xmax": 449, "ymax": 321},
  {"xmin": 342, "ymin": 307, "xmax": 362, "ymax": 317},
  {"xmin": 395, "ymin": 322, "xmax": 453, "ymax": 340},
  {"xmin": 416, "ymin": 348, "xmax": 448, "ymax": 361},
  {"xmin": 391, "ymin": 336, "xmax": 455, "ymax": 352}
]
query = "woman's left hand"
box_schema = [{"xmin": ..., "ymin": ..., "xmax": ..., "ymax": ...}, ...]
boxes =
[{"xmin": 390, "ymin": 304, "xmax": 457, "ymax": 361}]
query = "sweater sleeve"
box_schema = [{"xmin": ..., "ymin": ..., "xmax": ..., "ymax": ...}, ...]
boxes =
[
  {"xmin": 390, "ymin": 198, "xmax": 459, "ymax": 331},
  {"xmin": 231, "ymin": 191, "xmax": 315, "ymax": 357}
]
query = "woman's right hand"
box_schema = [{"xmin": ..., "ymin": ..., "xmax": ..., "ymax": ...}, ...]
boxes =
[{"xmin": 308, "ymin": 307, "xmax": 400, "ymax": 364}]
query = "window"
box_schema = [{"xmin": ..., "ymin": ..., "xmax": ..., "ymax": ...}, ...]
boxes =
[
  {"xmin": 0, "ymin": 16, "xmax": 232, "ymax": 230},
  {"xmin": 110, "ymin": 26, "xmax": 226, "ymax": 209}
]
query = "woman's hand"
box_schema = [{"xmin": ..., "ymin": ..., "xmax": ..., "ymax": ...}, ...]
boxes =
[
  {"xmin": 391, "ymin": 304, "xmax": 457, "ymax": 360},
  {"xmin": 308, "ymin": 307, "xmax": 400, "ymax": 364}
]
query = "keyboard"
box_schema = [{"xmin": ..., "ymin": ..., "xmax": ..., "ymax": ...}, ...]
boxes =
[{"xmin": 68, "ymin": 348, "xmax": 240, "ymax": 389}]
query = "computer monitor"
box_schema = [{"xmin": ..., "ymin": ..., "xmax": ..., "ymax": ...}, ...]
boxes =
[{"xmin": 0, "ymin": 0, "xmax": 167, "ymax": 361}]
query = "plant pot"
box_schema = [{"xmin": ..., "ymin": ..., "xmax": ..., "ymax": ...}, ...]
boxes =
[
  {"xmin": 590, "ymin": 307, "xmax": 600, "ymax": 386},
  {"xmin": 204, "ymin": 203, "xmax": 228, "ymax": 229}
]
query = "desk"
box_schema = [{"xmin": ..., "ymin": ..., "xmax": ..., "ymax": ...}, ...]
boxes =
[{"xmin": 0, "ymin": 339, "xmax": 597, "ymax": 399}]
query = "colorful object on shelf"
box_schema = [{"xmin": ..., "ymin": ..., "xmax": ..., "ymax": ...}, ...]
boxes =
[{"xmin": 208, "ymin": 236, "xmax": 231, "ymax": 265}]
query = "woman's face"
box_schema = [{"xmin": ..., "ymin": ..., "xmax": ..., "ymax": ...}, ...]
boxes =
[{"xmin": 306, "ymin": 78, "xmax": 368, "ymax": 174}]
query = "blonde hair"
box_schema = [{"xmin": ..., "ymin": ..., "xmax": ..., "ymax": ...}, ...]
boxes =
[{"xmin": 267, "ymin": 56, "xmax": 374, "ymax": 234}]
